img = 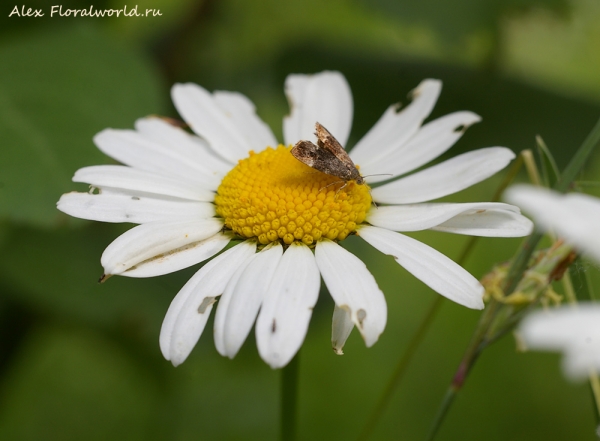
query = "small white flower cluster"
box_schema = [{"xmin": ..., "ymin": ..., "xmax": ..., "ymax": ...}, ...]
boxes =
[{"xmin": 507, "ymin": 185, "xmax": 600, "ymax": 380}]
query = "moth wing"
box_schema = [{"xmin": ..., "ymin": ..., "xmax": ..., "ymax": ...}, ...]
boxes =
[
  {"xmin": 314, "ymin": 122, "xmax": 356, "ymax": 166},
  {"xmin": 291, "ymin": 139, "xmax": 344, "ymax": 177},
  {"xmin": 291, "ymin": 140, "xmax": 320, "ymax": 167}
]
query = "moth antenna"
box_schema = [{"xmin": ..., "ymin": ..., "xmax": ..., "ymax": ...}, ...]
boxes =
[
  {"xmin": 368, "ymin": 187, "xmax": 378, "ymax": 209},
  {"xmin": 361, "ymin": 173, "xmax": 394, "ymax": 181},
  {"xmin": 334, "ymin": 182, "xmax": 349, "ymax": 199}
]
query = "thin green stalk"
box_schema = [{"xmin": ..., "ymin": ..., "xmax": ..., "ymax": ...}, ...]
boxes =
[
  {"xmin": 425, "ymin": 117, "xmax": 600, "ymax": 440},
  {"xmin": 281, "ymin": 353, "xmax": 300, "ymax": 441},
  {"xmin": 589, "ymin": 371, "xmax": 600, "ymax": 439},
  {"xmin": 555, "ymin": 117, "xmax": 600, "ymax": 193},
  {"xmin": 357, "ymin": 296, "xmax": 444, "ymax": 441},
  {"xmin": 569, "ymin": 262, "xmax": 600, "ymax": 433},
  {"xmin": 356, "ymin": 153, "xmax": 524, "ymax": 441},
  {"xmin": 357, "ymin": 233, "xmax": 483, "ymax": 441},
  {"xmin": 504, "ymin": 117, "xmax": 600, "ymax": 297},
  {"xmin": 425, "ymin": 301, "xmax": 499, "ymax": 441}
]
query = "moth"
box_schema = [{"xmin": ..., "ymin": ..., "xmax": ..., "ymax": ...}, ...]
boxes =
[{"xmin": 291, "ymin": 122, "xmax": 364, "ymax": 186}]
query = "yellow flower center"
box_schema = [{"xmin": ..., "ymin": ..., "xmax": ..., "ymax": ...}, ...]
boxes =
[{"xmin": 215, "ymin": 145, "xmax": 371, "ymax": 246}]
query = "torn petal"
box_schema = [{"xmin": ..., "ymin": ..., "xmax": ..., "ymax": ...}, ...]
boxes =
[{"xmin": 332, "ymin": 304, "xmax": 354, "ymax": 355}]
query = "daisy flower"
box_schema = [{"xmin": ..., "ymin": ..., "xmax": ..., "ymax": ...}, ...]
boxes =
[{"xmin": 58, "ymin": 71, "xmax": 532, "ymax": 368}]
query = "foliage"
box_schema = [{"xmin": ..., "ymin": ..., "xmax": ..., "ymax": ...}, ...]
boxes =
[{"xmin": 1, "ymin": 0, "xmax": 600, "ymax": 439}]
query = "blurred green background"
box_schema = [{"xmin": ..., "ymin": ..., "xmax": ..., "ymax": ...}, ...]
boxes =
[{"xmin": 1, "ymin": 0, "xmax": 600, "ymax": 440}]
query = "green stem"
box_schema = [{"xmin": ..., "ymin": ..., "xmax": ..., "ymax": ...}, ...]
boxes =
[
  {"xmin": 424, "ymin": 301, "xmax": 498, "ymax": 441},
  {"xmin": 357, "ymin": 234, "xmax": 485, "ymax": 441},
  {"xmin": 555, "ymin": 117, "xmax": 600, "ymax": 193},
  {"xmin": 425, "ymin": 387, "xmax": 459, "ymax": 441},
  {"xmin": 281, "ymin": 353, "xmax": 300, "ymax": 441},
  {"xmin": 425, "ymin": 116, "xmax": 600, "ymax": 440},
  {"xmin": 504, "ymin": 117, "xmax": 600, "ymax": 297},
  {"xmin": 357, "ymin": 296, "xmax": 444, "ymax": 441},
  {"xmin": 569, "ymin": 261, "xmax": 600, "ymax": 433},
  {"xmin": 356, "ymin": 153, "xmax": 525, "ymax": 441}
]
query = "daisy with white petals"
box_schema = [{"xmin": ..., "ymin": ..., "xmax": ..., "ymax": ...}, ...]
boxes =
[
  {"xmin": 506, "ymin": 185, "xmax": 600, "ymax": 380},
  {"xmin": 58, "ymin": 71, "xmax": 532, "ymax": 368}
]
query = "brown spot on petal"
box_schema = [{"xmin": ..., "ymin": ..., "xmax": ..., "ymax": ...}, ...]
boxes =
[
  {"xmin": 149, "ymin": 115, "xmax": 188, "ymax": 129},
  {"xmin": 197, "ymin": 297, "xmax": 217, "ymax": 314},
  {"xmin": 357, "ymin": 309, "xmax": 367, "ymax": 328},
  {"xmin": 271, "ymin": 319, "xmax": 277, "ymax": 333},
  {"xmin": 98, "ymin": 273, "xmax": 112, "ymax": 284}
]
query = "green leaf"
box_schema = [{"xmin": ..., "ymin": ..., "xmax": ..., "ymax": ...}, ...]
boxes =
[
  {"xmin": 535, "ymin": 135, "xmax": 560, "ymax": 188},
  {"xmin": 0, "ymin": 24, "xmax": 165, "ymax": 228}
]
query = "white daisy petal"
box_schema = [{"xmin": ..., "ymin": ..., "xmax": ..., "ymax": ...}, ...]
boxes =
[
  {"xmin": 368, "ymin": 202, "xmax": 532, "ymax": 237},
  {"xmin": 73, "ymin": 165, "xmax": 215, "ymax": 202},
  {"xmin": 134, "ymin": 117, "xmax": 232, "ymax": 175},
  {"xmin": 358, "ymin": 226, "xmax": 484, "ymax": 309},
  {"xmin": 563, "ymin": 346, "xmax": 600, "ymax": 381},
  {"xmin": 124, "ymin": 232, "xmax": 231, "ymax": 278},
  {"xmin": 505, "ymin": 185, "xmax": 600, "ymax": 262},
  {"xmin": 214, "ymin": 242, "xmax": 283, "ymax": 358},
  {"xmin": 357, "ymin": 111, "xmax": 481, "ymax": 182},
  {"xmin": 57, "ymin": 192, "xmax": 215, "ymax": 224},
  {"xmin": 161, "ymin": 241, "xmax": 257, "ymax": 366},
  {"xmin": 349, "ymin": 79, "xmax": 442, "ymax": 167},
  {"xmin": 315, "ymin": 239, "xmax": 387, "ymax": 347},
  {"xmin": 521, "ymin": 307, "xmax": 587, "ymax": 350},
  {"xmin": 213, "ymin": 91, "xmax": 278, "ymax": 151},
  {"xmin": 519, "ymin": 304, "xmax": 600, "ymax": 381},
  {"xmin": 256, "ymin": 242, "xmax": 321, "ymax": 369},
  {"xmin": 371, "ymin": 147, "xmax": 515, "ymax": 204},
  {"xmin": 212, "ymin": 248, "xmax": 256, "ymax": 357},
  {"xmin": 283, "ymin": 71, "xmax": 353, "ymax": 146},
  {"xmin": 431, "ymin": 206, "xmax": 533, "ymax": 237},
  {"xmin": 171, "ymin": 83, "xmax": 253, "ymax": 164},
  {"xmin": 101, "ymin": 219, "xmax": 223, "ymax": 276},
  {"xmin": 332, "ymin": 305, "xmax": 355, "ymax": 355},
  {"xmin": 94, "ymin": 129, "xmax": 219, "ymax": 189}
]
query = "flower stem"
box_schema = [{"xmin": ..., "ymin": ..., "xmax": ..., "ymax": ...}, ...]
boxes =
[
  {"xmin": 425, "ymin": 301, "xmax": 498, "ymax": 441},
  {"xmin": 570, "ymin": 262, "xmax": 600, "ymax": 432},
  {"xmin": 555, "ymin": 117, "xmax": 600, "ymax": 193},
  {"xmin": 281, "ymin": 353, "xmax": 300, "ymax": 441},
  {"xmin": 356, "ymin": 154, "xmax": 525, "ymax": 441},
  {"xmin": 591, "ymin": 376, "xmax": 600, "ymax": 441},
  {"xmin": 425, "ymin": 116, "xmax": 600, "ymax": 440},
  {"xmin": 505, "ymin": 117, "xmax": 600, "ymax": 297},
  {"xmin": 357, "ymin": 295, "xmax": 444, "ymax": 441}
]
